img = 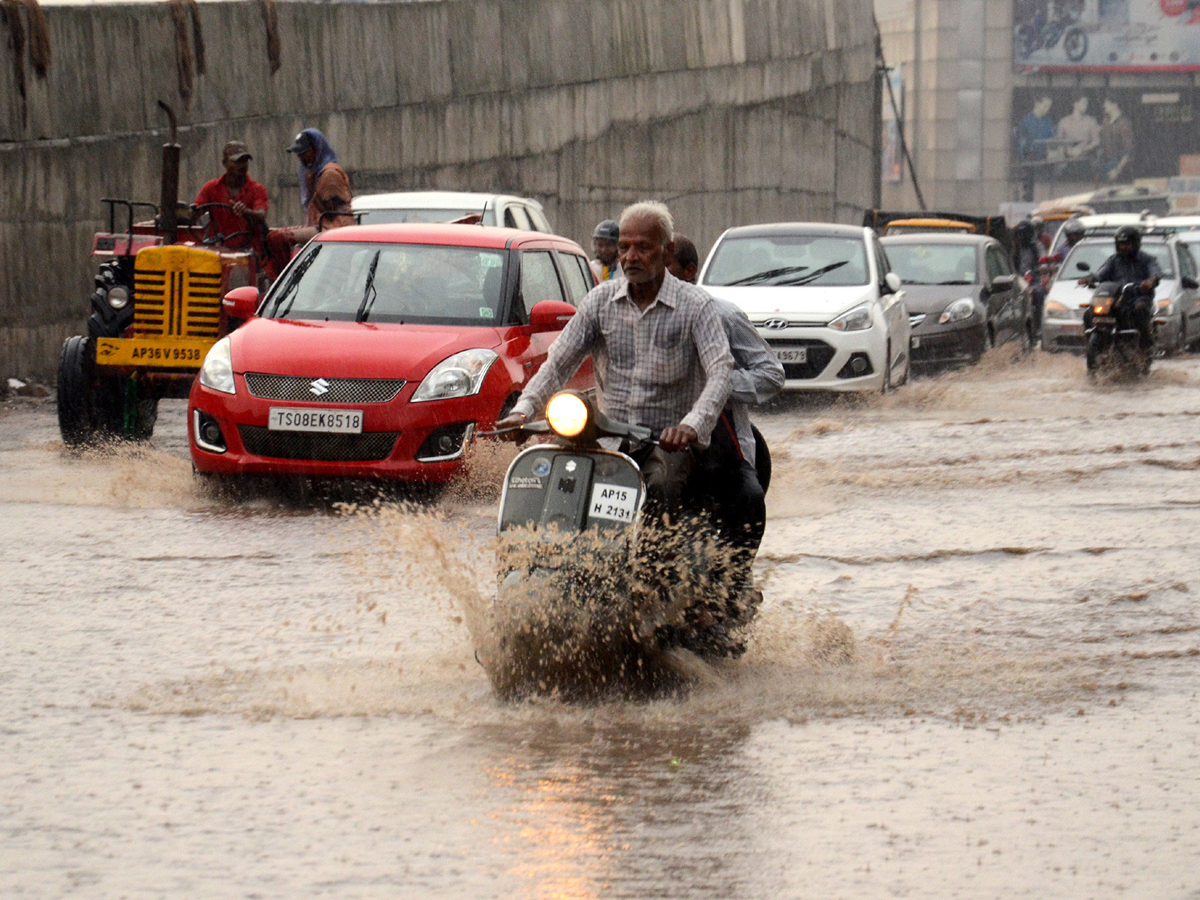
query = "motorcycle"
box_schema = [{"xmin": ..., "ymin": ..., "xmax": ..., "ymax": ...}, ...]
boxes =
[
  {"xmin": 479, "ymin": 390, "xmax": 762, "ymax": 699},
  {"xmin": 1083, "ymin": 281, "xmax": 1154, "ymax": 378},
  {"xmin": 1016, "ymin": 10, "xmax": 1088, "ymax": 61}
]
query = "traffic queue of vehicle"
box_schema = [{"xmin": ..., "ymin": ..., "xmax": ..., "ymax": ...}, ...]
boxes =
[{"xmin": 58, "ymin": 116, "xmax": 1200, "ymax": 490}]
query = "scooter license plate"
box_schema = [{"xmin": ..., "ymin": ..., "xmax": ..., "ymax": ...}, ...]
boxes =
[
  {"xmin": 268, "ymin": 407, "xmax": 363, "ymax": 433},
  {"xmin": 774, "ymin": 347, "xmax": 807, "ymax": 363},
  {"xmin": 589, "ymin": 482, "xmax": 638, "ymax": 523}
]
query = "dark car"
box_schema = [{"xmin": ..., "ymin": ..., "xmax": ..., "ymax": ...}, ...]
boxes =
[{"xmin": 881, "ymin": 234, "xmax": 1034, "ymax": 369}]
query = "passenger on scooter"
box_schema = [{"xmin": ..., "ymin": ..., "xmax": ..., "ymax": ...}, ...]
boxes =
[
  {"xmin": 665, "ymin": 234, "xmax": 783, "ymax": 567},
  {"xmin": 497, "ymin": 201, "xmax": 734, "ymax": 518},
  {"xmin": 1078, "ymin": 225, "xmax": 1160, "ymax": 350}
]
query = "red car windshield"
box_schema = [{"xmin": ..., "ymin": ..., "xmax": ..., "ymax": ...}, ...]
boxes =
[{"xmin": 264, "ymin": 241, "xmax": 509, "ymax": 324}]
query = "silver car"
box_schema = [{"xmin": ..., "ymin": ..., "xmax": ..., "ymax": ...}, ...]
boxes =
[
  {"xmin": 352, "ymin": 191, "xmax": 553, "ymax": 232},
  {"xmin": 1042, "ymin": 236, "xmax": 1200, "ymax": 354}
]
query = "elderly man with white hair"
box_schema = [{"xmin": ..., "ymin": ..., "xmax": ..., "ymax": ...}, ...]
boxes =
[{"xmin": 498, "ymin": 200, "xmax": 733, "ymax": 515}]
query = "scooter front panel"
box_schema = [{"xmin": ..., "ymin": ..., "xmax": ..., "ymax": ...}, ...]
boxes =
[{"xmin": 498, "ymin": 446, "xmax": 644, "ymax": 534}]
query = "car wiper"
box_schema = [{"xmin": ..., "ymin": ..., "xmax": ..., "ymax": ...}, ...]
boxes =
[
  {"xmin": 726, "ymin": 265, "xmax": 810, "ymax": 286},
  {"xmin": 936, "ymin": 279, "xmax": 974, "ymax": 285},
  {"xmin": 269, "ymin": 247, "xmax": 322, "ymax": 319},
  {"xmin": 356, "ymin": 251, "xmax": 381, "ymax": 323},
  {"xmin": 775, "ymin": 260, "xmax": 849, "ymax": 286}
]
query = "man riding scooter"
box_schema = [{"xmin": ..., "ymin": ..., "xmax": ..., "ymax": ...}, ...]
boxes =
[
  {"xmin": 1078, "ymin": 224, "xmax": 1160, "ymax": 353},
  {"xmin": 497, "ymin": 201, "xmax": 733, "ymax": 519}
]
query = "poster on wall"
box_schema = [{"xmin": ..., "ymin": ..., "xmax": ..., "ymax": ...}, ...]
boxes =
[
  {"xmin": 881, "ymin": 65, "xmax": 904, "ymax": 183},
  {"xmin": 1014, "ymin": 0, "xmax": 1200, "ymax": 72},
  {"xmin": 1012, "ymin": 86, "xmax": 1199, "ymax": 189}
]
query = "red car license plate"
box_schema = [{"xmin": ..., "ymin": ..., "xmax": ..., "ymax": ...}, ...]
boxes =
[{"xmin": 268, "ymin": 408, "xmax": 364, "ymax": 433}]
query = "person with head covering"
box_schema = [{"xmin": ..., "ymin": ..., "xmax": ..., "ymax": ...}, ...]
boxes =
[
  {"xmin": 192, "ymin": 140, "xmax": 269, "ymax": 248},
  {"xmin": 589, "ymin": 219, "xmax": 623, "ymax": 282},
  {"xmin": 287, "ymin": 128, "xmax": 354, "ymax": 230}
]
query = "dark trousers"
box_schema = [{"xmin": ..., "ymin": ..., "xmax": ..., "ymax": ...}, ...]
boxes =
[
  {"xmin": 627, "ymin": 443, "xmax": 695, "ymax": 523},
  {"xmin": 696, "ymin": 414, "xmax": 767, "ymax": 560}
]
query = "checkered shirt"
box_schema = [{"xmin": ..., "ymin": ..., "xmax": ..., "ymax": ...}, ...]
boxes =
[{"xmin": 512, "ymin": 272, "xmax": 734, "ymax": 445}]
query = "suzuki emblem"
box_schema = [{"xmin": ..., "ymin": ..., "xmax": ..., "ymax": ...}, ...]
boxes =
[
  {"xmin": 309, "ymin": 378, "xmax": 331, "ymax": 396},
  {"xmin": 763, "ymin": 318, "xmax": 789, "ymax": 330}
]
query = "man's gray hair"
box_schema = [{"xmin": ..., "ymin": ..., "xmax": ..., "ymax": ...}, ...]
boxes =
[{"xmin": 619, "ymin": 201, "xmax": 674, "ymax": 245}]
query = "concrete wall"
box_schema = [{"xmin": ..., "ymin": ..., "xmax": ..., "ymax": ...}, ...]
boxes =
[
  {"xmin": 876, "ymin": 0, "xmax": 1012, "ymax": 215},
  {"xmin": 1, "ymin": 0, "xmax": 878, "ymax": 381}
]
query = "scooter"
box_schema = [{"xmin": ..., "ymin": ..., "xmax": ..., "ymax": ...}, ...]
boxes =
[
  {"xmin": 1084, "ymin": 281, "xmax": 1153, "ymax": 378},
  {"xmin": 479, "ymin": 390, "xmax": 760, "ymax": 699}
]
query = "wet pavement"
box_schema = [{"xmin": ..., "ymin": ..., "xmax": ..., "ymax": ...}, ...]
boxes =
[{"xmin": 1, "ymin": 348, "xmax": 1198, "ymax": 898}]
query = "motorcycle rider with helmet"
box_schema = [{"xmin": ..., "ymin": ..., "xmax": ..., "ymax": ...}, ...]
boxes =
[
  {"xmin": 1078, "ymin": 224, "xmax": 1160, "ymax": 351},
  {"xmin": 1053, "ymin": 218, "xmax": 1086, "ymax": 264}
]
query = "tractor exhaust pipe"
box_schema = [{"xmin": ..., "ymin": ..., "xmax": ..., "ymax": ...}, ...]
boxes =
[{"xmin": 158, "ymin": 101, "xmax": 181, "ymax": 246}]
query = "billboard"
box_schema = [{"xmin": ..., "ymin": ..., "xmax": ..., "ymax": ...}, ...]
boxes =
[
  {"xmin": 881, "ymin": 65, "xmax": 904, "ymax": 184},
  {"xmin": 1014, "ymin": 0, "xmax": 1200, "ymax": 72},
  {"xmin": 1012, "ymin": 86, "xmax": 1200, "ymax": 189}
]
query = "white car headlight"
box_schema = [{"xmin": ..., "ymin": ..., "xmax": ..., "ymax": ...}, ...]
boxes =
[
  {"xmin": 939, "ymin": 297, "xmax": 975, "ymax": 325},
  {"xmin": 198, "ymin": 336, "xmax": 236, "ymax": 394},
  {"xmin": 1044, "ymin": 300, "xmax": 1079, "ymax": 320},
  {"xmin": 828, "ymin": 303, "xmax": 873, "ymax": 332},
  {"xmin": 411, "ymin": 349, "xmax": 498, "ymax": 402}
]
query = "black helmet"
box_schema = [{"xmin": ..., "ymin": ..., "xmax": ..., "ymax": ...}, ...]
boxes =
[
  {"xmin": 1063, "ymin": 218, "xmax": 1085, "ymax": 240},
  {"xmin": 1013, "ymin": 219, "xmax": 1034, "ymax": 241},
  {"xmin": 1114, "ymin": 224, "xmax": 1141, "ymax": 252},
  {"xmin": 592, "ymin": 219, "xmax": 619, "ymax": 242}
]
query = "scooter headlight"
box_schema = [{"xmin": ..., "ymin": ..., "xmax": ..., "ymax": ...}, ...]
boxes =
[{"xmin": 546, "ymin": 392, "xmax": 590, "ymax": 438}]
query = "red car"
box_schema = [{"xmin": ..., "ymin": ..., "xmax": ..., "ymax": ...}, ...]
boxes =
[{"xmin": 188, "ymin": 223, "xmax": 596, "ymax": 482}]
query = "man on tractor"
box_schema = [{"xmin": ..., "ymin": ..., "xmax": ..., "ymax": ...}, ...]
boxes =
[{"xmin": 192, "ymin": 140, "xmax": 269, "ymax": 251}]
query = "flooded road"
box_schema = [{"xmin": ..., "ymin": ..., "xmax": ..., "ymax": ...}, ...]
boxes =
[{"xmin": 2, "ymin": 349, "xmax": 1198, "ymax": 898}]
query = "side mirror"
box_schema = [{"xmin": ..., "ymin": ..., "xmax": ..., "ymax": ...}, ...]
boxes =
[
  {"xmin": 1182, "ymin": 276, "xmax": 1199, "ymax": 290},
  {"xmin": 884, "ymin": 272, "xmax": 902, "ymax": 293},
  {"xmin": 990, "ymin": 274, "xmax": 1016, "ymax": 291},
  {"xmin": 223, "ymin": 285, "xmax": 261, "ymax": 321},
  {"xmin": 528, "ymin": 299, "xmax": 576, "ymax": 332}
]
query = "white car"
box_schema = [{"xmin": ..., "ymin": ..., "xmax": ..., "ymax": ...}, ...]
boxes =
[
  {"xmin": 352, "ymin": 191, "xmax": 552, "ymax": 232},
  {"xmin": 699, "ymin": 223, "xmax": 910, "ymax": 392}
]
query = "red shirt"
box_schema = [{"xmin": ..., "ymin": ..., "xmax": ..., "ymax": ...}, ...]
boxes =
[{"xmin": 193, "ymin": 176, "xmax": 269, "ymax": 245}]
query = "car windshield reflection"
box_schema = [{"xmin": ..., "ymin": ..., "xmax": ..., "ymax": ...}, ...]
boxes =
[
  {"xmin": 884, "ymin": 243, "xmax": 978, "ymax": 285},
  {"xmin": 704, "ymin": 235, "xmax": 869, "ymax": 287},
  {"xmin": 264, "ymin": 242, "xmax": 508, "ymax": 325},
  {"xmin": 1061, "ymin": 242, "xmax": 1174, "ymax": 280}
]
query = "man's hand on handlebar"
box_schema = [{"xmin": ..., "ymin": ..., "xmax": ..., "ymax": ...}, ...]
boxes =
[
  {"xmin": 494, "ymin": 412, "xmax": 528, "ymax": 441},
  {"xmin": 1141, "ymin": 277, "xmax": 1159, "ymax": 292},
  {"xmin": 658, "ymin": 424, "xmax": 698, "ymax": 453}
]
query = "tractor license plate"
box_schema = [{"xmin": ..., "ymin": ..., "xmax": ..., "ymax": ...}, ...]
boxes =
[
  {"xmin": 94, "ymin": 336, "xmax": 215, "ymax": 368},
  {"xmin": 268, "ymin": 408, "xmax": 363, "ymax": 433},
  {"xmin": 774, "ymin": 347, "xmax": 807, "ymax": 364}
]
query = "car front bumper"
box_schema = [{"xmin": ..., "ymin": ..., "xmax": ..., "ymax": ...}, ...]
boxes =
[
  {"xmin": 760, "ymin": 324, "xmax": 890, "ymax": 392},
  {"xmin": 188, "ymin": 375, "xmax": 494, "ymax": 482},
  {"xmin": 908, "ymin": 321, "xmax": 986, "ymax": 368},
  {"xmin": 1042, "ymin": 316, "xmax": 1087, "ymax": 353}
]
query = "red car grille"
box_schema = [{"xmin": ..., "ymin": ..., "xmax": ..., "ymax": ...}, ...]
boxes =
[
  {"xmin": 243, "ymin": 374, "xmax": 406, "ymax": 404},
  {"xmin": 237, "ymin": 426, "xmax": 400, "ymax": 462}
]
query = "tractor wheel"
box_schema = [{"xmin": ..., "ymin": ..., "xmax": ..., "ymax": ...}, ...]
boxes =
[{"xmin": 57, "ymin": 335, "xmax": 97, "ymax": 446}]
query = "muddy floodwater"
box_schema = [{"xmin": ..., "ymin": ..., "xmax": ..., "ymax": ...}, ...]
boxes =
[{"xmin": 2, "ymin": 350, "xmax": 1199, "ymax": 898}]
